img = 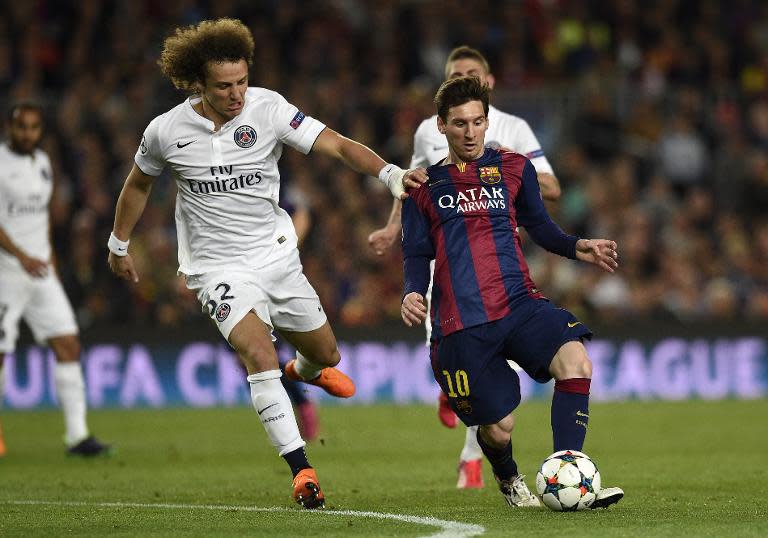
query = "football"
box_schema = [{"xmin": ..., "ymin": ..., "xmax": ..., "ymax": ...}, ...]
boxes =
[{"xmin": 535, "ymin": 450, "xmax": 601, "ymax": 511}]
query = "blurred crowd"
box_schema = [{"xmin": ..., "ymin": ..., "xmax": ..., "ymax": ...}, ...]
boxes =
[{"xmin": 2, "ymin": 0, "xmax": 768, "ymax": 330}]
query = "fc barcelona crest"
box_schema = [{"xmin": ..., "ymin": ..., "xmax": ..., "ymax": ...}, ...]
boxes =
[
  {"xmin": 456, "ymin": 399, "xmax": 473, "ymax": 415},
  {"xmin": 479, "ymin": 166, "xmax": 501, "ymax": 184}
]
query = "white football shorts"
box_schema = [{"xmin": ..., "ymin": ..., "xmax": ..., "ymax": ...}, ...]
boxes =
[
  {"xmin": 0, "ymin": 267, "xmax": 79, "ymax": 353},
  {"xmin": 186, "ymin": 247, "xmax": 327, "ymax": 342}
]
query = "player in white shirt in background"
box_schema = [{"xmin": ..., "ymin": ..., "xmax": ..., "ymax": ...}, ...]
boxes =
[
  {"xmin": 0, "ymin": 103, "xmax": 111, "ymax": 458},
  {"xmin": 106, "ymin": 18, "xmax": 426, "ymax": 509},
  {"xmin": 368, "ymin": 46, "xmax": 561, "ymax": 489}
]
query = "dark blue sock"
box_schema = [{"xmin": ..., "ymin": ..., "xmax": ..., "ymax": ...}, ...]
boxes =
[
  {"xmin": 476, "ymin": 429, "xmax": 518, "ymax": 480},
  {"xmin": 283, "ymin": 446, "xmax": 311, "ymax": 477},
  {"xmin": 551, "ymin": 378, "xmax": 590, "ymax": 451},
  {"xmin": 280, "ymin": 373, "xmax": 309, "ymax": 405}
]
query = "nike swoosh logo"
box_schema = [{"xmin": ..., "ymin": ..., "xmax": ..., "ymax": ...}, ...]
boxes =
[
  {"xmin": 432, "ymin": 145, "xmax": 448, "ymax": 151},
  {"xmin": 567, "ymin": 322, "xmax": 581, "ymax": 328},
  {"xmin": 576, "ymin": 410, "xmax": 589, "ymax": 418},
  {"xmin": 257, "ymin": 403, "xmax": 277, "ymax": 415},
  {"xmin": 177, "ymin": 140, "xmax": 195, "ymax": 148},
  {"xmin": 117, "ymin": 247, "xmax": 127, "ymax": 251}
]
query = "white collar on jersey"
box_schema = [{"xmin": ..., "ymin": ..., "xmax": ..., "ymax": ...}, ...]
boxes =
[{"xmin": 185, "ymin": 94, "xmax": 250, "ymax": 132}]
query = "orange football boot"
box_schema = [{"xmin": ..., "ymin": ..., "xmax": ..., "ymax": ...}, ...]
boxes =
[
  {"xmin": 285, "ymin": 360, "xmax": 355, "ymax": 398},
  {"xmin": 292, "ymin": 468, "xmax": 325, "ymax": 509}
]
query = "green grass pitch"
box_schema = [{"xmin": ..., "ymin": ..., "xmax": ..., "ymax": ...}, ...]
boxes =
[{"xmin": 1, "ymin": 399, "xmax": 766, "ymax": 537}]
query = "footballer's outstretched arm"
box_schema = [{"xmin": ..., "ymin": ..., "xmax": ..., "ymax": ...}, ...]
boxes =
[
  {"xmin": 310, "ymin": 128, "xmax": 428, "ymax": 198},
  {"xmin": 516, "ymin": 160, "xmax": 618, "ymax": 272},
  {"xmin": 310, "ymin": 128, "xmax": 386, "ymax": 175},
  {"xmin": 107, "ymin": 164, "xmax": 156, "ymax": 282}
]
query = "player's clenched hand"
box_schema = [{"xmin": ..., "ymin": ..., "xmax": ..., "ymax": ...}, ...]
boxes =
[
  {"xmin": 368, "ymin": 226, "xmax": 399, "ymax": 256},
  {"xmin": 108, "ymin": 252, "xmax": 139, "ymax": 283},
  {"xmin": 575, "ymin": 239, "xmax": 618, "ymax": 273},
  {"xmin": 401, "ymin": 292, "xmax": 428, "ymax": 327}
]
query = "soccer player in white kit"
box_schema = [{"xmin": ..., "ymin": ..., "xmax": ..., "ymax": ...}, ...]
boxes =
[
  {"xmin": 106, "ymin": 18, "xmax": 425, "ymax": 509},
  {"xmin": 368, "ymin": 46, "xmax": 561, "ymax": 489},
  {"xmin": 0, "ymin": 103, "xmax": 111, "ymax": 457}
]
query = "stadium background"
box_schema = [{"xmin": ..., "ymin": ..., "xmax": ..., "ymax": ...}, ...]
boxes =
[{"xmin": 2, "ymin": 0, "xmax": 767, "ymax": 408}]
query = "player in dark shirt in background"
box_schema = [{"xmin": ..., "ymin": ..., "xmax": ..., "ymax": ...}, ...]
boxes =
[
  {"xmin": 278, "ymin": 186, "xmax": 318, "ymax": 441},
  {"xmin": 400, "ymin": 76, "xmax": 623, "ymax": 508}
]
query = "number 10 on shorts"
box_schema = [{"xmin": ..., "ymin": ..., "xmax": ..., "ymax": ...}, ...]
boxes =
[{"xmin": 442, "ymin": 369, "xmax": 470, "ymax": 397}]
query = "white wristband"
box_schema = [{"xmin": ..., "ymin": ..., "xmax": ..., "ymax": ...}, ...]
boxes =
[
  {"xmin": 377, "ymin": 163, "xmax": 406, "ymax": 198},
  {"xmin": 108, "ymin": 232, "xmax": 130, "ymax": 257}
]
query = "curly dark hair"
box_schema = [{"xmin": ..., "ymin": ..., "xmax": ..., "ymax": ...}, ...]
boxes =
[
  {"xmin": 434, "ymin": 76, "xmax": 490, "ymax": 121},
  {"xmin": 158, "ymin": 18, "xmax": 255, "ymax": 92}
]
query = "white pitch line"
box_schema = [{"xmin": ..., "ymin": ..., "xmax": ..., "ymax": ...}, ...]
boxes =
[{"xmin": 5, "ymin": 500, "xmax": 485, "ymax": 538}]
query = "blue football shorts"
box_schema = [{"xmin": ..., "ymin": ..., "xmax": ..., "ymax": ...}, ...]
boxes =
[{"xmin": 430, "ymin": 298, "xmax": 592, "ymax": 426}]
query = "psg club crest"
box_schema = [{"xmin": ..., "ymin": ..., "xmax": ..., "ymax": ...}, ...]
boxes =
[
  {"xmin": 479, "ymin": 166, "xmax": 501, "ymax": 184},
  {"xmin": 215, "ymin": 303, "xmax": 231, "ymax": 322},
  {"xmin": 234, "ymin": 125, "xmax": 257, "ymax": 148}
]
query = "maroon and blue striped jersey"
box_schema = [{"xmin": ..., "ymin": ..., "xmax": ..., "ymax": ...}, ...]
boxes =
[{"xmin": 402, "ymin": 147, "xmax": 578, "ymax": 340}]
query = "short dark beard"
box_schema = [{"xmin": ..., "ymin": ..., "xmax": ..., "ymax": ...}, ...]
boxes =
[{"xmin": 8, "ymin": 140, "xmax": 37, "ymax": 155}]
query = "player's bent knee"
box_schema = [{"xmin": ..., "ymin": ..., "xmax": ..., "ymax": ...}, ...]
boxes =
[
  {"xmin": 323, "ymin": 347, "xmax": 341, "ymax": 367},
  {"xmin": 576, "ymin": 355, "xmax": 592, "ymax": 378},
  {"xmin": 235, "ymin": 341, "xmax": 279, "ymax": 374},
  {"xmin": 300, "ymin": 343, "xmax": 340, "ymax": 367},
  {"xmin": 550, "ymin": 341, "xmax": 592, "ymax": 380},
  {"xmin": 282, "ymin": 323, "xmax": 340, "ymax": 367},
  {"xmin": 567, "ymin": 352, "xmax": 592, "ymax": 379},
  {"xmin": 50, "ymin": 335, "xmax": 81, "ymax": 363},
  {"xmin": 480, "ymin": 413, "xmax": 515, "ymax": 448},
  {"xmin": 479, "ymin": 424, "xmax": 511, "ymax": 449}
]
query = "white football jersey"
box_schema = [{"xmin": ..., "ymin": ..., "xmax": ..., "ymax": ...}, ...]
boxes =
[
  {"xmin": 135, "ymin": 87, "xmax": 326, "ymax": 276},
  {"xmin": 409, "ymin": 105, "xmax": 554, "ymax": 174},
  {"xmin": 0, "ymin": 143, "xmax": 53, "ymax": 270}
]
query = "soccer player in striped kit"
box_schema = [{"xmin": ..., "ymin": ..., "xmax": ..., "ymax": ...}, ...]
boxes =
[
  {"xmin": 369, "ymin": 46, "xmax": 561, "ymax": 489},
  {"xmin": 400, "ymin": 76, "xmax": 623, "ymax": 508}
]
